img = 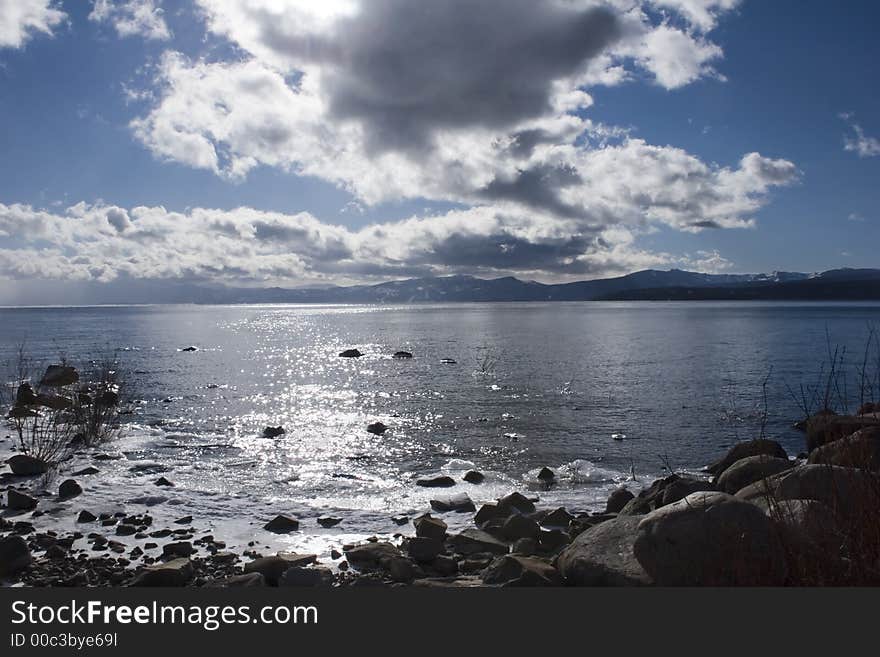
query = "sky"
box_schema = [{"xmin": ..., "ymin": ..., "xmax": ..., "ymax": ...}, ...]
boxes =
[{"xmin": 0, "ymin": 0, "xmax": 878, "ymax": 303}]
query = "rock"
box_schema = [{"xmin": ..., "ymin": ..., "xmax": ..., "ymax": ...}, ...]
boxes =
[
  {"xmin": 244, "ymin": 553, "xmax": 317, "ymax": 585},
  {"xmin": 483, "ymin": 555, "xmax": 562, "ymax": 586},
  {"xmin": 430, "ymin": 493, "xmax": 476, "ymax": 513},
  {"xmin": 344, "ymin": 542, "xmax": 401, "ymax": 569},
  {"xmin": 706, "ymin": 439, "xmax": 789, "ymax": 476},
  {"xmin": 619, "ymin": 474, "xmax": 713, "ymax": 515},
  {"xmin": 407, "ymin": 537, "xmax": 444, "ymax": 562},
  {"xmin": 174, "ymin": 515, "xmax": 193, "ymax": 525},
  {"xmin": 35, "ymin": 393, "xmax": 73, "ymax": 410},
  {"xmin": 391, "ymin": 514, "xmax": 410, "ymax": 525},
  {"xmin": 262, "ymin": 426, "xmax": 286, "ymax": 438},
  {"xmin": 413, "ymin": 514, "xmax": 447, "ymax": 541},
  {"xmin": 633, "ymin": 491, "xmax": 787, "ymax": 585},
  {"xmin": 501, "ymin": 514, "xmax": 541, "ymax": 541},
  {"xmin": 338, "ymin": 349, "xmax": 363, "ymax": 358},
  {"xmin": 805, "ymin": 414, "xmax": 880, "ymax": 452},
  {"xmin": 180, "ymin": 346, "xmax": 198, "ymax": 352},
  {"xmin": 448, "ymin": 529, "xmax": 509, "ymax": 556},
  {"xmin": 7, "ymin": 406, "xmax": 38, "ymax": 419},
  {"xmin": 45, "ymin": 544, "xmax": 67, "ymax": 559},
  {"xmin": 463, "ymin": 470, "xmax": 485, "ymax": 484},
  {"xmin": 6, "ymin": 489, "xmax": 38, "ymax": 511},
  {"xmin": 474, "ymin": 503, "xmax": 500, "ymax": 526},
  {"xmin": 317, "ymin": 516, "xmax": 342, "ymax": 528},
  {"xmin": 40, "ymin": 364, "xmax": 79, "ymax": 387},
  {"xmin": 605, "ymin": 487, "xmax": 635, "ymax": 513},
  {"xmin": 716, "ymin": 455, "xmax": 794, "ymax": 494},
  {"xmin": 14, "ymin": 382, "xmax": 38, "ymax": 406},
  {"xmin": 556, "ymin": 516, "xmax": 651, "ymax": 586},
  {"xmin": 417, "ymin": 475, "xmax": 456, "ymax": 488},
  {"xmin": 497, "ymin": 491, "xmax": 536, "ymax": 515},
  {"xmin": 6, "ymin": 455, "xmax": 48, "ymax": 476},
  {"xmin": 366, "ymin": 422, "xmax": 388, "ymax": 436},
  {"xmin": 209, "ymin": 573, "xmax": 265, "ymax": 587},
  {"xmin": 115, "ymin": 524, "xmax": 137, "ymax": 536},
  {"xmin": 660, "ymin": 477, "xmax": 715, "ymax": 506},
  {"xmin": 511, "ymin": 537, "xmax": 538, "ymax": 555},
  {"xmin": 432, "ymin": 555, "xmax": 459, "ymax": 576},
  {"xmin": 58, "ymin": 479, "xmax": 82, "ymax": 500},
  {"xmin": 162, "ymin": 542, "xmax": 195, "ymax": 559},
  {"xmin": 131, "ymin": 558, "xmax": 193, "ymax": 586},
  {"xmin": 264, "ymin": 514, "xmax": 300, "ymax": 533},
  {"xmin": 77, "ymin": 510, "xmax": 97, "ymax": 523},
  {"xmin": 747, "ymin": 464, "xmax": 879, "ymax": 510},
  {"xmin": 537, "ymin": 467, "xmax": 555, "ymax": 483},
  {"xmin": 96, "ymin": 389, "xmax": 120, "ymax": 407},
  {"xmin": 392, "ymin": 351, "xmax": 413, "ymax": 359},
  {"xmin": 0, "ymin": 535, "xmax": 32, "ymax": 576},
  {"xmin": 155, "ymin": 477, "xmax": 174, "ymax": 487},
  {"xmin": 280, "ymin": 567, "xmax": 332, "ymax": 587},
  {"xmin": 541, "ymin": 507, "xmax": 574, "ymax": 529},
  {"xmin": 808, "ymin": 426, "xmax": 880, "ymax": 471},
  {"xmin": 72, "ymin": 467, "xmax": 99, "ymax": 476},
  {"xmin": 538, "ymin": 528, "xmax": 571, "ymax": 553}
]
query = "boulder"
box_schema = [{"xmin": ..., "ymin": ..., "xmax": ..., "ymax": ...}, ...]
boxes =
[
  {"xmin": 131, "ymin": 558, "xmax": 193, "ymax": 586},
  {"xmin": 754, "ymin": 497, "xmax": 840, "ymax": 552},
  {"xmin": 496, "ymin": 491, "xmax": 536, "ymax": 515},
  {"xmin": 430, "ymin": 493, "xmax": 476, "ymax": 513},
  {"xmin": 633, "ymin": 491, "xmax": 787, "ymax": 585},
  {"xmin": 556, "ymin": 516, "xmax": 651, "ymax": 586},
  {"xmin": 431, "ymin": 555, "xmax": 459, "ymax": 576},
  {"xmin": 805, "ymin": 415, "xmax": 880, "ymax": 452},
  {"xmin": 447, "ymin": 529, "xmax": 509, "ymax": 556},
  {"xmin": 115, "ymin": 524, "xmax": 137, "ymax": 536},
  {"xmin": 463, "ymin": 470, "xmax": 485, "ymax": 484},
  {"xmin": 660, "ymin": 477, "xmax": 715, "ymax": 506},
  {"xmin": 501, "ymin": 514, "xmax": 541, "ymax": 541},
  {"xmin": 808, "ymin": 427, "xmax": 880, "ymax": 471},
  {"xmin": 511, "ymin": 537, "xmax": 539, "ymax": 556},
  {"xmin": 155, "ymin": 477, "xmax": 174, "ymax": 487},
  {"xmin": 344, "ymin": 542, "xmax": 401, "ymax": 570},
  {"xmin": 764, "ymin": 464, "xmax": 878, "ymax": 509},
  {"xmin": 262, "ymin": 426, "xmax": 286, "ymax": 438},
  {"xmin": 538, "ymin": 528, "xmax": 571, "ymax": 553},
  {"xmin": 482, "ymin": 555, "xmax": 562, "ymax": 586},
  {"xmin": 406, "ymin": 537, "xmax": 444, "ymax": 562},
  {"xmin": 540, "ymin": 507, "xmax": 574, "ymax": 529},
  {"xmin": 706, "ymin": 439, "xmax": 788, "ymax": 476},
  {"xmin": 392, "ymin": 351, "xmax": 413, "ymax": 359},
  {"xmin": 264, "ymin": 514, "xmax": 300, "ymax": 533},
  {"xmin": 716, "ymin": 455, "xmax": 794, "ymax": 494},
  {"xmin": 605, "ymin": 487, "xmax": 635, "ymax": 513},
  {"xmin": 40, "ymin": 364, "xmax": 79, "ymax": 387},
  {"xmin": 413, "ymin": 514, "xmax": 447, "ymax": 541},
  {"xmin": 317, "ymin": 516, "xmax": 342, "ymax": 528},
  {"xmin": 6, "ymin": 455, "xmax": 48, "ymax": 476},
  {"xmin": 619, "ymin": 474, "xmax": 689, "ymax": 515},
  {"xmin": 280, "ymin": 567, "xmax": 332, "ymax": 587},
  {"xmin": 0, "ymin": 535, "xmax": 32, "ymax": 577},
  {"xmin": 162, "ymin": 542, "xmax": 195, "ymax": 559},
  {"xmin": 77, "ymin": 510, "xmax": 97, "ymax": 523},
  {"xmin": 244, "ymin": 553, "xmax": 317, "ymax": 585},
  {"xmin": 416, "ymin": 475, "xmax": 456, "ymax": 488},
  {"xmin": 338, "ymin": 349, "xmax": 363, "ymax": 358},
  {"xmin": 6, "ymin": 489, "xmax": 38, "ymax": 511},
  {"xmin": 367, "ymin": 422, "xmax": 388, "ymax": 435},
  {"xmin": 537, "ymin": 467, "xmax": 556, "ymax": 483},
  {"xmin": 474, "ymin": 503, "xmax": 500, "ymax": 526},
  {"xmin": 58, "ymin": 479, "xmax": 83, "ymax": 500},
  {"xmin": 14, "ymin": 382, "xmax": 38, "ymax": 406}
]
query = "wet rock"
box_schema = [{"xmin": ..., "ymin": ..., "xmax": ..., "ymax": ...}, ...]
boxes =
[
  {"xmin": 280, "ymin": 567, "xmax": 333, "ymax": 587},
  {"xmin": 463, "ymin": 470, "xmax": 485, "ymax": 484},
  {"xmin": 414, "ymin": 514, "xmax": 447, "ymax": 541},
  {"xmin": 162, "ymin": 542, "xmax": 195, "ymax": 559},
  {"xmin": 115, "ymin": 524, "xmax": 137, "ymax": 536},
  {"xmin": 317, "ymin": 516, "xmax": 342, "ymax": 528},
  {"xmin": 417, "ymin": 475, "xmax": 456, "ymax": 488},
  {"xmin": 807, "ymin": 426, "xmax": 880, "ymax": 471},
  {"xmin": 430, "ymin": 492, "xmax": 476, "ymax": 513},
  {"xmin": 392, "ymin": 351, "xmax": 413, "ymax": 359},
  {"xmin": 344, "ymin": 542, "xmax": 401, "ymax": 570},
  {"xmin": 174, "ymin": 515, "xmax": 193, "ymax": 525},
  {"xmin": 537, "ymin": 467, "xmax": 555, "ymax": 483},
  {"xmin": 40, "ymin": 364, "xmax": 79, "ymax": 387},
  {"xmin": 391, "ymin": 514, "xmax": 410, "ymax": 525},
  {"xmin": 154, "ymin": 477, "xmax": 174, "ymax": 487},
  {"xmin": 0, "ymin": 535, "xmax": 32, "ymax": 576},
  {"xmin": 338, "ymin": 349, "xmax": 363, "ymax": 358},
  {"xmin": 244, "ymin": 553, "xmax": 316, "ymax": 585},
  {"xmin": 6, "ymin": 455, "xmax": 48, "ymax": 476},
  {"xmin": 77, "ymin": 510, "xmax": 97, "ymax": 523},
  {"xmin": 367, "ymin": 422, "xmax": 388, "ymax": 435},
  {"xmin": 538, "ymin": 528, "xmax": 571, "ymax": 553},
  {"xmin": 264, "ymin": 515, "xmax": 300, "ymax": 533},
  {"xmin": 483, "ymin": 555, "xmax": 561, "ymax": 586},
  {"xmin": 605, "ymin": 487, "xmax": 635, "ymax": 513},
  {"xmin": 716, "ymin": 455, "xmax": 794, "ymax": 494},
  {"xmin": 540, "ymin": 507, "xmax": 573, "ymax": 529},
  {"xmin": 406, "ymin": 537, "xmax": 444, "ymax": 562},
  {"xmin": 557, "ymin": 516, "xmax": 651, "ymax": 587},
  {"xmin": 474, "ymin": 503, "xmax": 500, "ymax": 526},
  {"xmin": 262, "ymin": 426, "xmax": 286, "ymax": 438},
  {"xmin": 633, "ymin": 491, "xmax": 787, "ymax": 586},
  {"xmin": 58, "ymin": 479, "xmax": 82, "ymax": 500},
  {"xmin": 448, "ymin": 529, "xmax": 509, "ymax": 556},
  {"xmin": 71, "ymin": 467, "xmax": 99, "ymax": 476},
  {"xmin": 501, "ymin": 514, "xmax": 540, "ymax": 541},
  {"xmin": 497, "ymin": 492, "xmax": 536, "ymax": 515},
  {"xmin": 131, "ymin": 558, "xmax": 193, "ymax": 586},
  {"xmin": 706, "ymin": 439, "xmax": 789, "ymax": 476},
  {"xmin": 7, "ymin": 489, "xmax": 38, "ymax": 511}
]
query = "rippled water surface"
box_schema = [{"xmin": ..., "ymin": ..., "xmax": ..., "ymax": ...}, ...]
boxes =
[{"xmin": 2, "ymin": 302, "xmax": 879, "ymax": 553}]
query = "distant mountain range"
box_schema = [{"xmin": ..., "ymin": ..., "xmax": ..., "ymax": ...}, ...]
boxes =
[{"xmin": 179, "ymin": 267, "xmax": 880, "ymax": 304}]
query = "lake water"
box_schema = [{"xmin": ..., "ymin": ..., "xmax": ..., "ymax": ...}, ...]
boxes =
[{"xmin": 2, "ymin": 301, "xmax": 879, "ymax": 556}]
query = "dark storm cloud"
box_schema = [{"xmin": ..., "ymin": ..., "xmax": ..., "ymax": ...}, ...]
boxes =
[
  {"xmin": 260, "ymin": 0, "xmax": 621, "ymax": 152},
  {"xmin": 478, "ymin": 163, "xmax": 586, "ymax": 218},
  {"xmin": 252, "ymin": 221, "xmax": 353, "ymax": 260}
]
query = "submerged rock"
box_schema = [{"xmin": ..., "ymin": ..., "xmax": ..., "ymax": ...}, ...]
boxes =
[
  {"xmin": 262, "ymin": 426, "xmax": 286, "ymax": 438},
  {"xmin": 180, "ymin": 346, "xmax": 198, "ymax": 352},
  {"xmin": 417, "ymin": 475, "xmax": 456, "ymax": 488},
  {"xmin": 338, "ymin": 349, "xmax": 363, "ymax": 358},
  {"xmin": 392, "ymin": 351, "xmax": 413, "ymax": 359},
  {"xmin": 317, "ymin": 516, "xmax": 342, "ymax": 528},
  {"xmin": 366, "ymin": 422, "xmax": 388, "ymax": 436},
  {"xmin": 537, "ymin": 467, "xmax": 556, "ymax": 483}
]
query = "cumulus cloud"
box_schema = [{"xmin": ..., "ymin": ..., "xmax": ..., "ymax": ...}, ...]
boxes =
[
  {"xmin": 841, "ymin": 115, "xmax": 880, "ymax": 158},
  {"xmin": 648, "ymin": 0, "xmax": 741, "ymax": 32},
  {"xmin": 0, "ymin": 0, "xmax": 65, "ymax": 49},
  {"xmin": 89, "ymin": 0, "xmax": 170, "ymax": 41}
]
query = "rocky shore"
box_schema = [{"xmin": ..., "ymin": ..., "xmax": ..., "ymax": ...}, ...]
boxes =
[{"xmin": 3, "ymin": 405, "xmax": 879, "ymax": 587}]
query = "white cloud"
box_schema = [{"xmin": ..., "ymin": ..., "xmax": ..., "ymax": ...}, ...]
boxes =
[
  {"xmin": 842, "ymin": 119, "xmax": 880, "ymax": 158},
  {"xmin": 648, "ymin": 0, "xmax": 741, "ymax": 32},
  {"xmin": 89, "ymin": 0, "xmax": 170, "ymax": 41},
  {"xmin": 0, "ymin": 0, "xmax": 65, "ymax": 49}
]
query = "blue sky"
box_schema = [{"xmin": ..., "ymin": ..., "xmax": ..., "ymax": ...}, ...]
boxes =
[{"xmin": 0, "ymin": 0, "xmax": 877, "ymax": 301}]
